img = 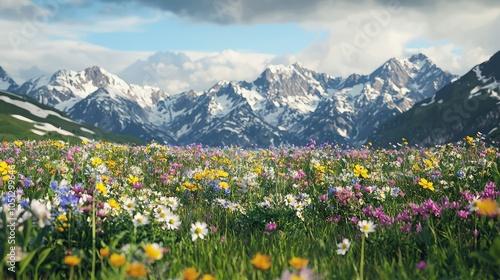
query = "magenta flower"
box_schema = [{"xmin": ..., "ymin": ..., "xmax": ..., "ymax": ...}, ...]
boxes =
[
  {"xmin": 416, "ymin": 260, "xmax": 427, "ymax": 270},
  {"xmin": 265, "ymin": 221, "xmax": 277, "ymax": 232},
  {"xmin": 457, "ymin": 210, "xmax": 469, "ymax": 219}
]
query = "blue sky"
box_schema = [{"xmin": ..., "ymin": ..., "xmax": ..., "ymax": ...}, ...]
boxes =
[
  {"xmin": 85, "ymin": 20, "xmax": 328, "ymax": 54},
  {"xmin": 0, "ymin": 0, "xmax": 499, "ymax": 92},
  {"xmin": 57, "ymin": 0, "xmax": 330, "ymax": 54}
]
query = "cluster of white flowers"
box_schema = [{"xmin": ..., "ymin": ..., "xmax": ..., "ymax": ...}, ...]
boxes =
[
  {"xmin": 236, "ymin": 171, "xmax": 259, "ymax": 193},
  {"xmin": 214, "ymin": 198, "xmax": 246, "ymax": 215},
  {"xmin": 258, "ymin": 193, "xmax": 312, "ymax": 222}
]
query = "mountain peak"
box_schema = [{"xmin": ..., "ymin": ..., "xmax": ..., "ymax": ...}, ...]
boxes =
[
  {"xmin": 0, "ymin": 66, "xmax": 7, "ymax": 76},
  {"xmin": 85, "ymin": 66, "xmax": 110, "ymax": 78},
  {"xmin": 381, "ymin": 53, "xmax": 431, "ymax": 69},
  {"xmin": 0, "ymin": 66, "xmax": 15, "ymax": 81},
  {"xmin": 266, "ymin": 64, "xmax": 291, "ymax": 74},
  {"xmin": 0, "ymin": 66, "xmax": 19, "ymax": 92},
  {"xmin": 291, "ymin": 62, "xmax": 306, "ymax": 69},
  {"xmin": 408, "ymin": 53, "xmax": 430, "ymax": 62},
  {"xmin": 264, "ymin": 62, "xmax": 312, "ymax": 75}
]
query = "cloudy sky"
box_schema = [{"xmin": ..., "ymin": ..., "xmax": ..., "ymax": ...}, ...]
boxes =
[{"xmin": 0, "ymin": 0, "xmax": 499, "ymax": 93}]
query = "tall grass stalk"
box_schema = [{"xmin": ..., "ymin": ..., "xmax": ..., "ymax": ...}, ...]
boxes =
[
  {"xmin": 91, "ymin": 195, "xmax": 96, "ymax": 280},
  {"xmin": 360, "ymin": 234, "xmax": 365, "ymax": 280}
]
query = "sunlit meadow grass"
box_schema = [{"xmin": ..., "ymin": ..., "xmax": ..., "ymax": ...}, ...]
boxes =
[{"xmin": 0, "ymin": 136, "xmax": 499, "ymax": 279}]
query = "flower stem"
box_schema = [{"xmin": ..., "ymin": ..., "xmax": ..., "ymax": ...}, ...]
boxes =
[
  {"xmin": 360, "ymin": 234, "xmax": 365, "ymax": 280},
  {"xmin": 91, "ymin": 195, "xmax": 96, "ymax": 280},
  {"xmin": 70, "ymin": 266, "xmax": 74, "ymax": 280}
]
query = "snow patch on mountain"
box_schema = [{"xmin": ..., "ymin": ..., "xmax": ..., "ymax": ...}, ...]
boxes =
[
  {"xmin": 11, "ymin": 114, "xmax": 36, "ymax": 123},
  {"xmin": 237, "ymin": 86, "xmax": 265, "ymax": 111},
  {"xmin": 473, "ymin": 66, "xmax": 492, "ymax": 84},
  {"xmin": 0, "ymin": 95, "xmax": 76, "ymax": 122}
]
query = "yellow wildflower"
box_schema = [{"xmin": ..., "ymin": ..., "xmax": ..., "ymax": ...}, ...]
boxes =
[
  {"xmin": 57, "ymin": 215, "xmax": 68, "ymax": 222},
  {"xmin": 64, "ymin": 255, "xmax": 81, "ymax": 267},
  {"xmin": 0, "ymin": 161, "xmax": 10, "ymax": 175},
  {"xmin": 96, "ymin": 182, "xmax": 107, "ymax": 195},
  {"xmin": 288, "ymin": 257, "xmax": 309, "ymax": 270},
  {"xmin": 128, "ymin": 175, "xmax": 139, "ymax": 185},
  {"xmin": 466, "ymin": 136, "xmax": 473, "ymax": 145},
  {"xmin": 418, "ymin": 178, "xmax": 435, "ymax": 191},
  {"xmin": 100, "ymin": 247, "xmax": 110, "ymax": 258},
  {"xmin": 143, "ymin": 243, "xmax": 163, "ymax": 261},
  {"xmin": 108, "ymin": 198, "xmax": 121, "ymax": 210},
  {"xmin": 251, "ymin": 253, "xmax": 271, "ymax": 270},
  {"xmin": 476, "ymin": 199, "xmax": 500, "ymax": 217},
  {"xmin": 125, "ymin": 262, "xmax": 148, "ymax": 277},
  {"xmin": 219, "ymin": 182, "xmax": 229, "ymax": 189},
  {"xmin": 217, "ymin": 170, "xmax": 229, "ymax": 177},
  {"xmin": 353, "ymin": 164, "xmax": 368, "ymax": 178},
  {"xmin": 182, "ymin": 267, "xmax": 200, "ymax": 280},
  {"xmin": 109, "ymin": 253, "xmax": 126, "ymax": 267}
]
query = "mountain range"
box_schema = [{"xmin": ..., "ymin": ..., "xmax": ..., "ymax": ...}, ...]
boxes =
[{"xmin": 1, "ymin": 52, "xmax": 495, "ymax": 147}]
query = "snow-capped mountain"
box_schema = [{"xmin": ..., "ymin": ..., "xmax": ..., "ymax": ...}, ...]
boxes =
[
  {"xmin": 11, "ymin": 66, "xmax": 170, "ymax": 142},
  {"xmin": 147, "ymin": 54, "xmax": 454, "ymax": 146},
  {"xmin": 16, "ymin": 66, "xmax": 167, "ymax": 110},
  {"xmin": 0, "ymin": 66, "xmax": 19, "ymax": 92},
  {"xmin": 371, "ymin": 51, "xmax": 500, "ymax": 146},
  {"xmin": 3, "ymin": 53, "xmax": 456, "ymax": 147},
  {"xmin": 344, "ymin": 53, "xmax": 455, "ymax": 143}
]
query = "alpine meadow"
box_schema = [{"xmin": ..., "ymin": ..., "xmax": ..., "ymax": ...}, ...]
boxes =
[{"xmin": 1, "ymin": 0, "xmax": 500, "ymax": 279}]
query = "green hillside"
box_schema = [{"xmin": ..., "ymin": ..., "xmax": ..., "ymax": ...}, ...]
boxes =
[{"xmin": 0, "ymin": 90, "xmax": 145, "ymax": 144}]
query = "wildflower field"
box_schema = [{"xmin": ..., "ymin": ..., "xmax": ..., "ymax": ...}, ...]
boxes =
[{"xmin": 1, "ymin": 136, "xmax": 500, "ymax": 279}]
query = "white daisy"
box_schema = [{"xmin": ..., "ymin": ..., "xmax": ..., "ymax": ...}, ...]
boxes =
[
  {"xmin": 164, "ymin": 213, "xmax": 181, "ymax": 230},
  {"xmin": 296, "ymin": 211, "xmax": 305, "ymax": 221},
  {"xmin": 284, "ymin": 194, "xmax": 296, "ymax": 207},
  {"xmin": 190, "ymin": 222, "xmax": 208, "ymax": 241},
  {"xmin": 336, "ymin": 238, "xmax": 351, "ymax": 255},
  {"xmin": 165, "ymin": 197, "xmax": 180, "ymax": 211},
  {"xmin": 154, "ymin": 206, "xmax": 172, "ymax": 222},
  {"xmin": 133, "ymin": 212, "xmax": 149, "ymax": 227},
  {"xmin": 358, "ymin": 220, "xmax": 376, "ymax": 238},
  {"xmin": 123, "ymin": 198, "xmax": 136, "ymax": 213}
]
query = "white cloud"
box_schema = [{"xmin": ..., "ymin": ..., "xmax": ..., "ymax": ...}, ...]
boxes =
[
  {"xmin": 0, "ymin": 0, "xmax": 31, "ymax": 10},
  {"xmin": 0, "ymin": 3, "xmax": 160, "ymax": 83},
  {"xmin": 291, "ymin": 2, "xmax": 500, "ymax": 77},
  {"xmin": 119, "ymin": 50, "xmax": 275, "ymax": 93},
  {"xmin": 0, "ymin": 32, "xmax": 150, "ymax": 84},
  {"xmin": 0, "ymin": 0, "xmax": 498, "ymax": 93}
]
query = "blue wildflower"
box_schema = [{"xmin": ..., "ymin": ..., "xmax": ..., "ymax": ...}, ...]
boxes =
[
  {"xmin": 20, "ymin": 200, "xmax": 29, "ymax": 208},
  {"xmin": 51, "ymin": 181, "xmax": 58, "ymax": 191}
]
